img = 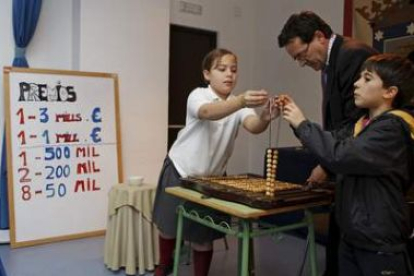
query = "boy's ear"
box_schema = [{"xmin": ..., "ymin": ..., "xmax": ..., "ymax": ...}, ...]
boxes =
[{"xmin": 384, "ymin": 86, "xmax": 399, "ymax": 100}]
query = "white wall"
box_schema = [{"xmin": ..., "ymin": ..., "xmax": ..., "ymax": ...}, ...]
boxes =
[
  {"xmin": 0, "ymin": 0, "xmax": 170, "ymax": 184},
  {"xmin": 79, "ymin": 0, "xmax": 170, "ymax": 184},
  {"xmin": 0, "ymin": 0, "xmax": 13, "ymax": 144},
  {"xmin": 1, "ymin": 0, "xmax": 344, "ymax": 182}
]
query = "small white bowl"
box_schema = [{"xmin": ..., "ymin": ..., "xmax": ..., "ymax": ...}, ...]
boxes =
[{"xmin": 128, "ymin": 176, "xmax": 144, "ymax": 186}]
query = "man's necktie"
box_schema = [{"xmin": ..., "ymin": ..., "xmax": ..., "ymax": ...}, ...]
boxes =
[{"xmin": 321, "ymin": 67, "xmax": 328, "ymax": 128}]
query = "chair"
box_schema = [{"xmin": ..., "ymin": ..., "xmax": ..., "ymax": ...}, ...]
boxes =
[{"xmin": 262, "ymin": 146, "xmax": 329, "ymax": 245}]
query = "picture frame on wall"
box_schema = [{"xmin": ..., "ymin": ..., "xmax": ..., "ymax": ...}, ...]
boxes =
[
  {"xmin": 348, "ymin": 0, "xmax": 414, "ymax": 56},
  {"xmin": 373, "ymin": 22, "xmax": 414, "ymax": 56}
]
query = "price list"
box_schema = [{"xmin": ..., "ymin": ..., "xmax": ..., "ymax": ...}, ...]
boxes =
[
  {"xmin": 16, "ymin": 105, "xmax": 104, "ymax": 200},
  {"xmin": 5, "ymin": 68, "xmax": 121, "ymax": 247}
]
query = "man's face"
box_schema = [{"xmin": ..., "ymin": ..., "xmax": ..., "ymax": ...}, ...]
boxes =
[{"xmin": 285, "ymin": 33, "xmax": 327, "ymax": 71}]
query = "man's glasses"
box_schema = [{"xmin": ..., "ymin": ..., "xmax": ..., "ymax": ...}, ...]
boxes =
[{"xmin": 293, "ymin": 43, "xmax": 310, "ymax": 65}]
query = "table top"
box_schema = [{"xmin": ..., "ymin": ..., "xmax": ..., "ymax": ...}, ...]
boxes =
[{"xmin": 166, "ymin": 187, "xmax": 331, "ymax": 219}]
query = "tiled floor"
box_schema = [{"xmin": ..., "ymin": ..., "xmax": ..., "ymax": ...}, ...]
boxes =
[{"xmin": 0, "ymin": 234, "xmax": 325, "ymax": 276}]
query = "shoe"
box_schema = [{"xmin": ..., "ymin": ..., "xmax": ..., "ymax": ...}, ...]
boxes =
[{"xmin": 154, "ymin": 264, "xmax": 173, "ymax": 276}]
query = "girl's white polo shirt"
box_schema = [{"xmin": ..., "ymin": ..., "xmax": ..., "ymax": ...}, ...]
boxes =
[{"xmin": 169, "ymin": 86, "xmax": 255, "ymax": 177}]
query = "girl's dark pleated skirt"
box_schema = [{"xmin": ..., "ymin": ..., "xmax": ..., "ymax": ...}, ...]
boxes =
[{"xmin": 152, "ymin": 157, "xmax": 229, "ymax": 243}]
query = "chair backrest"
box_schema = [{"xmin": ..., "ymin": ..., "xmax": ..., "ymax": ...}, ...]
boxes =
[{"xmin": 263, "ymin": 146, "xmax": 318, "ymax": 184}]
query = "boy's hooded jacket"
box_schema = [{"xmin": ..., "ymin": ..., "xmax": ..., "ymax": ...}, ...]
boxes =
[{"xmin": 295, "ymin": 109, "xmax": 414, "ymax": 253}]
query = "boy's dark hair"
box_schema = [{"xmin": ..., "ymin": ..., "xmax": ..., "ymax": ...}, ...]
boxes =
[
  {"xmin": 278, "ymin": 11, "xmax": 333, "ymax": 47},
  {"xmin": 362, "ymin": 54, "xmax": 414, "ymax": 108},
  {"xmin": 202, "ymin": 48, "xmax": 236, "ymax": 72}
]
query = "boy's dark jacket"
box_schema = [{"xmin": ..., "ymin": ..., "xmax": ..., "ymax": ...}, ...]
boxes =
[{"xmin": 295, "ymin": 108, "xmax": 414, "ymax": 253}]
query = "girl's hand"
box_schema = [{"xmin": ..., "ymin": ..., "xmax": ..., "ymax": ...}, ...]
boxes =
[
  {"xmin": 281, "ymin": 96, "xmax": 306, "ymax": 128},
  {"xmin": 241, "ymin": 89, "xmax": 269, "ymax": 108},
  {"xmin": 260, "ymin": 97, "xmax": 280, "ymax": 121}
]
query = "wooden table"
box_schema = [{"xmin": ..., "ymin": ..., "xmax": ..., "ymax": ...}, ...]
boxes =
[{"xmin": 166, "ymin": 187, "xmax": 331, "ymax": 276}]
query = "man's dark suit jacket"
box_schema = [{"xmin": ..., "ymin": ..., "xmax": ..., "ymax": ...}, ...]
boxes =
[{"xmin": 323, "ymin": 35, "xmax": 378, "ymax": 131}]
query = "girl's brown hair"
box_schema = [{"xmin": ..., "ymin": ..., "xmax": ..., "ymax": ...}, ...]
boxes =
[{"xmin": 202, "ymin": 48, "xmax": 237, "ymax": 71}]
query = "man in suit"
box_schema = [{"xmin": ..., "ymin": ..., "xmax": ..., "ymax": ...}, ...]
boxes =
[{"xmin": 277, "ymin": 11, "xmax": 377, "ymax": 276}]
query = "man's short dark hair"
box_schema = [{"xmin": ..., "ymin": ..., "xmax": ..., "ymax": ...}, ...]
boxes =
[{"xmin": 278, "ymin": 11, "xmax": 333, "ymax": 48}]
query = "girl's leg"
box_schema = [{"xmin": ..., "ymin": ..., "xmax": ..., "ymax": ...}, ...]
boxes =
[
  {"xmin": 155, "ymin": 232, "xmax": 176, "ymax": 276},
  {"xmin": 192, "ymin": 242, "xmax": 213, "ymax": 276}
]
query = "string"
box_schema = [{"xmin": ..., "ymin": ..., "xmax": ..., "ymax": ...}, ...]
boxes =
[
  {"xmin": 274, "ymin": 96, "xmax": 282, "ymax": 149},
  {"xmin": 268, "ymin": 97, "xmax": 272, "ymax": 149}
]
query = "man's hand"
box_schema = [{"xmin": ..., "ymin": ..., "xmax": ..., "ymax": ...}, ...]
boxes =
[{"xmin": 307, "ymin": 165, "xmax": 328, "ymax": 183}]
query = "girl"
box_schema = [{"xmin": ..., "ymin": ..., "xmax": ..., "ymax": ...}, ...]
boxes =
[
  {"xmin": 152, "ymin": 48, "xmax": 278, "ymax": 276},
  {"xmin": 280, "ymin": 54, "xmax": 414, "ymax": 276}
]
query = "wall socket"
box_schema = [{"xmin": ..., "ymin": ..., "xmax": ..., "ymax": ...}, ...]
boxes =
[{"xmin": 179, "ymin": 1, "xmax": 203, "ymax": 15}]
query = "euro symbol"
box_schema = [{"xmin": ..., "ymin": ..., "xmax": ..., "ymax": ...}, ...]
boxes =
[
  {"xmin": 90, "ymin": 127, "xmax": 102, "ymax": 143},
  {"xmin": 91, "ymin": 107, "xmax": 102, "ymax": 123}
]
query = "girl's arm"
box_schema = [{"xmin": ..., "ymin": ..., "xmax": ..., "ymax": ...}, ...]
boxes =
[
  {"xmin": 243, "ymin": 99, "xmax": 280, "ymax": 133},
  {"xmin": 198, "ymin": 90, "xmax": 268, "ymax": 121}
]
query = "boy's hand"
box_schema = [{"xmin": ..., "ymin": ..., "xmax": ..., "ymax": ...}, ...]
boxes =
[
  {"xmin": 274, "ymin": 94, "xmax": 291, "ymax": 109},
  {"xmin": 281, "ymin": 96, "xmax": 306, "ymax": 128},
  {"xmin": 240, "ymin": 89, "xmax": 269, "ymax": 108}
]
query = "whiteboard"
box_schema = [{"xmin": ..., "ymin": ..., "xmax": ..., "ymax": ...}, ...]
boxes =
[{"xmin": 3, "ymin": 67, "xmax": 123, "ymax": 248}]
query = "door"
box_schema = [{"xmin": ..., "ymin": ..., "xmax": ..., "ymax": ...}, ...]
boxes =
[{"xmin": 168, "ymin": 25, "xmax": 217, "ymax": 149}]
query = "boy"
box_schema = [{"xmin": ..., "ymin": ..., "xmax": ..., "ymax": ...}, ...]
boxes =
[{"xmin": 279, "ymin": 54, "xmax": 414, "ymax": 275}]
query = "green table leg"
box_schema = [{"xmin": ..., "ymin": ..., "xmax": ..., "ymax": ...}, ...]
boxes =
[
  {"xmin": 173, "ymin": 206, "xmax": 184, "ymax": 276},
  {"xmin": 237, "ymin": 222, "xmax": 243, "ymax": 275},
  {"xmin": 239, "ymin": 220, "xmax": 251, "ymax": 276},
  {"xmin": 305, "ymin": 210, "xmax": 318, "ymax": 276},
  {"xmin": 249, "ymin": 238, "xmax": 255, "ymax": 276}
]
